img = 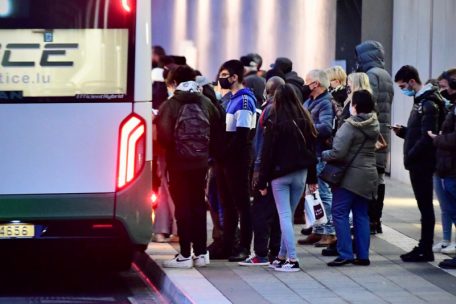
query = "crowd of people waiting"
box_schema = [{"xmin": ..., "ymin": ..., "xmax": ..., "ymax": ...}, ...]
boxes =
[{"xmin": 150, "ymin": 40, "xmax": 456, "ymax": 272}]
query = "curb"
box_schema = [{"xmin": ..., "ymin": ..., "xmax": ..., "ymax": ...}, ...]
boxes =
[{"xmin": 133, "ymin": 251, "xmax": 193, "ymax": 304}]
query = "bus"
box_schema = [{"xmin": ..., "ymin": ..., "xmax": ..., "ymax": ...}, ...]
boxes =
[{"xmin": 0, "ymin": 0, "xmax": 153, "ymax": 269}]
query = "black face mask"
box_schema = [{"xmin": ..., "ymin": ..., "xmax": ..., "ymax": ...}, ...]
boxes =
[
  {"xmin": 302, "ymin": 85, "xmax": 312, "ymax": 100},
  {"xmin": 218, "ymin": 77, "xmax": 232, "ymax": 90},
  {"xmin": 441, "ymin": 90, "xmax": 456, "ymax": 102}
]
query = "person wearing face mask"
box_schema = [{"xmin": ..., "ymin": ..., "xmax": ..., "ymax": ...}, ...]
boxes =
[
  {"xmin": 298, "ymin": 70, "xmax": 336, "ymax": 248},
  {"xmin": 428, "ymin": 69, "xmax": 456, "ymax": 257},
  {"xmin": 326, "ymin": 66, "xmax": 348, "ymax": 133},
  {"xmin": 214, "ymin": 60, "xmax": 257, "ymax": 262},
  {"xmin": 430, "ymin": 69, "xmax": 456, "ymax": 269},
  {"xmin": 393, "ymin": 65, "xmax": 446, "ymax": 262},
  {"xmin": 322, "ymin": 90, "xmax": 380, "ymax": 267}
]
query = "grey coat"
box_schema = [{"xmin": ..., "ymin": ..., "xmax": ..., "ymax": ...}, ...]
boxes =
[
  {"xmin": 322, "ymin": 113, "xmax": 380, "ymax": 200},
  {"xmin": 355, "ymin": 41, "xmax": 394, "ymax": 169}
]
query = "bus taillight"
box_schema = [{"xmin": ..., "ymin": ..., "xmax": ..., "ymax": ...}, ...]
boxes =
[{"xmin": 117, "ymin": 113, "xmax": 146, "ymax": 191}]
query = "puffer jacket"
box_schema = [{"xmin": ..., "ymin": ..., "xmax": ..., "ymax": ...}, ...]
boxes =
[
  {"xmin": 322, "ymin": 113, "xmax": 380, "ymax": 200},
  {"xmin": 396, "ymin": 84, "xmax": 445, "ymax": 171},
  {"xmin": 303, "ymin": 91, "xmax": 334, "ymax": 156},
  {"xmin": 355, "ymin": 40, "xmax": 394, "ymax": 170},
  {"xmin": 434, "ymin": 104, "xmax": 456, "ymax": 177}
]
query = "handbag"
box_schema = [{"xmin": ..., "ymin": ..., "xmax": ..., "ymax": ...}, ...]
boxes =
[{"xmin": 318, "ymin": 131, "xmax": 369, "ymax": 187}]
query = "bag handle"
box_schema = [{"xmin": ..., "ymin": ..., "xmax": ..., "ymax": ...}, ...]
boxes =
[{"xmin": 292, "ymin": 120, "xmax": 307, "ymax": 146}]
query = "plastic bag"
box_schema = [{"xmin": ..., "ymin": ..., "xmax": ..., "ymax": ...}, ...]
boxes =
[{"xmin": 304, "ymin": 190, "xmax": 327, "ymax": 226}]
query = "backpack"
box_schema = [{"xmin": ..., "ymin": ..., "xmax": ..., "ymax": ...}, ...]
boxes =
[{"xmin": 174, "ymin": 102, "xmax": 211, "ymax": 160}]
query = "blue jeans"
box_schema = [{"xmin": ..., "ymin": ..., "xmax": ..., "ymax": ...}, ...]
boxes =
[
  {"xmin": 271, "ymin": 169, "xmax": 308, "ymax": 261},
  {"xmin": 332, "ymin": 187, "xmax": 370, "ymax": 260},
  {"xmin": 434, "ymin": 176, "xmax": 456, "ymax": 241},
  {"xmin": 313, "ymin": 158, "xmax": 335, "ymax": 235}
]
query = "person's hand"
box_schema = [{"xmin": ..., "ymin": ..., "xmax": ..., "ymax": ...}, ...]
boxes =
[
  {"xmin": 391, "ymin": 124, "xmax": 402, "ymax": 136},
  {"xmin": 251, "ymin": 171, "xmax": 259, "ymax": 190},
  {"xmin": 308, "ymin": 184, "xmax": 318, "ymax": 193},
  {"xmin": 259, "ymin": 188, "xmax": 268, "ymax": 196},
  {"xmin": 427, "ymin": 130, "xmax": 437, "ymax": 139}
]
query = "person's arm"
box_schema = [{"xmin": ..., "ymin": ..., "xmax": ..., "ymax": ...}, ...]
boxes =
[
  {"xmin": 433, "ymin": 113, "xmax": 456, "ymax": 150},
  {"xmin": 367, "ymin": 71, "xmax": 380, "ymax": 103},
  {"xmin": 315, "ymin": 100, "xmax": 333, "ymax": 139},
  {"xmin": 155, "ymin": 99, "xmax": 176, "ymax": 150},
  {"xmin": 322, "ymin": 123, "xmax": 354, "ymax": 162},
  {"xmin": 407, "ymin": 100, "xmax": 438, "ymax": 162},
  {"xmin": 257, "ymin": 123, "xmax": 274, "ymax": 190}
]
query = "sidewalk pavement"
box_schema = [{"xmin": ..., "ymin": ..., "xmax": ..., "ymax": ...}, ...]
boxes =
[{"xmin": 136, "ymin": 178, "xmax": 456, "ymax": 304}]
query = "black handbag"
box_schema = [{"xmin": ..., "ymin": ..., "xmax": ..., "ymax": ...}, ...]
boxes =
[{"xmin": 318, "ymin": 131, "xmax": 368, "ymax": 187}]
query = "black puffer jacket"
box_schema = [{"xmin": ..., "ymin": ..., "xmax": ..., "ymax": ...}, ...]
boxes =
[
  {"xmin": 434, "ymin": 105, "xmax": 456, "ymax": 177},
  {"xmin": 397, "ymin": 84, "xmax": 445, "ymax": 171},
  {"xmin": 355, "ymin": 41, "xmax": 394, "ymax": 169},
  {"xmin": 258, "ymin": 117, "xmax": 318, "ymax": 188}
]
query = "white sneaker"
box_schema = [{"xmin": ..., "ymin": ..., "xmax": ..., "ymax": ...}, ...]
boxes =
[
  {"xmin": 441, "ymin": 243, "xmax": 456, "ymax": 254},
  {"xmin": 193, "ymin": 252, "xmax": 210, "ymax": 267},
  {"xmin": 163, "ymin": 254, "xmax": 193, "ymax": 269},
  {"xmin": 433, "ymin": 241, "xmax": 450, "ymax": 253}
]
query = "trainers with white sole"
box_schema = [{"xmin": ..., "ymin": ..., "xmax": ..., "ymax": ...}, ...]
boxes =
[
  {"xmin": 238, "ymin": 255, "xmax": 269, "ymax": 266},
  {"xmin": 193, "ymin": 252, "xmax": 210, "ymax": 267},
  {"xmin": 432, "ymin": 241, "xmax": 450, "ymax": 253},
  {"xmin": 163, "ymin": 254, "xmax": 193, "ymax": 269},
  {"xmin": 441, "ymin": 243, "xmax": 456, "ymax": 254},
  {"xmin": 274, "ymin": 260, "xmax": 301, "ymax": 272}
]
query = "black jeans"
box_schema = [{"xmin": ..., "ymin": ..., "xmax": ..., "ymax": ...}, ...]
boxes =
[
  {"xmin": 219, "ymin": 162, "xmax": 253, "ymax": 254},
  {"xmin": 168, "ymin": 167, "xmax": 208, "ymax": 258},
  {"xmin": 369, "ymin": 168, "xmax": 386, "ymax": 223},
  {"xmin": 251, "ymin": 188, "xmax": 281, "ymax": 258},
  {"xmin": 409, "ymin": 169, "xmax": 435, "ymax": 250}
]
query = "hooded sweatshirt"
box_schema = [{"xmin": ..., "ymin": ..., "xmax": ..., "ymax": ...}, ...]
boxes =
[
  {"xmin": 355, "ymin": 40, "xmax": 394, "ymax": 169},
  {"xmin": 223, "ymin": 88, "xmax": 257, "ymax": 164},
  {"xmin": 285, "ymin": 71, "xmax": 306, "ymax": 103},
  {"xmin": 322, "ymin": 113, "xmax": 380, "ymax": 200}
]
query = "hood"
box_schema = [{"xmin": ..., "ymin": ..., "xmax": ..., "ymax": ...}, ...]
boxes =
[
  {"xmin": 355, "ymin": 40, "xmax": 385, "ymax": 72},
  {"xmin": 415, "ymin": 84, "xmax": 443, "ymax": 104},
  {"xmin": 346, "ymin": 112, "xmax": 380, "ymax": 138},
  {"xmin": 176, "ymin": 81, "xmax": 201, "ymax": 93},
  {"xmin": 232, "ymin": 87, "xmax": 257, "ymax": 101},
  {"xmin": 172, "ymin": 90, "xmax": 205, "ymax": 105},
  {"xmin": 285, "ymin": 71, "xmax": 304, "ymax": 85}
]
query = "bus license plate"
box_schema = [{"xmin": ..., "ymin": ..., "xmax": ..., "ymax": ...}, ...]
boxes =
[{"xmin": 0, "ymin": 224, "xmax": 35, "ymax": 239}]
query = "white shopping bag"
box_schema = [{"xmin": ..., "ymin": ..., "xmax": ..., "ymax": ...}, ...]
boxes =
[{"xmin": 304, "ymin": 190, "xmax": 327, "ymax": 226}]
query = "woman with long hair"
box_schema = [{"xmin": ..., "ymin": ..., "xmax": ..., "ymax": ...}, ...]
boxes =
[{"xmin": 257, "ymin": 84, "xmax": 318, "ymax": 272}]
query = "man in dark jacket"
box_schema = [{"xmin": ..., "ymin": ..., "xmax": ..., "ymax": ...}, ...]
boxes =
[
  {"xmin": 155, "ymin": 65, "xmax": 221, "ymax": 268},
  {"xmin": 217, "ymin": 60, "xmax": 257, "ymax": 262},
  {"xmin": 271, "ymin": 57, "xmax": 306, "ymax": 103},
  {"xmin": 299, "ymin": 69, "xmax": 336, "ymax": 247},
  {"xmin": 431, "ymin": 69, "xmax": 456, "ymax": 269},
  {"xmin": 355, "ymin": 40, "xmax": 394, "ymax": 234},
  {"xmin": 393, "ymin": 65, "xmax": 445, "ymax": 262}
]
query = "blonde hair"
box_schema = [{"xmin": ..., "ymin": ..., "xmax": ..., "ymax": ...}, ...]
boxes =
[
  {"xmin": 348, "ymin": 72, "xmax": 372, "ymax": 94},
  {"xmin": 326, "ymin": 66, "xmax": 347, "ymax": 84}
]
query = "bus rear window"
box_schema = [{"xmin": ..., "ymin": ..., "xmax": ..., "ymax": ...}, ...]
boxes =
[{"xmin": 0, "ymin": 0, "xmax": 135, "ymax": 102}]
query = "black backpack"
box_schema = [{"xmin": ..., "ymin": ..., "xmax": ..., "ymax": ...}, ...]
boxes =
[{"xmin": 174, "ymin": 102, "xmax": 210, "ymax": 160}]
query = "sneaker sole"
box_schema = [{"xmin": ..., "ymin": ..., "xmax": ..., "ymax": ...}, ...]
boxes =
[
  {"xmin": 274, "ymin": 267, "xmax": 300, "ymax": 272},
  {"xmin": 163, "ymin": 264, "xmax": 193, "ymax": 269},
  {"xmin": 238, "ymin": 262, "xmax": 269, "ymax": 266}
]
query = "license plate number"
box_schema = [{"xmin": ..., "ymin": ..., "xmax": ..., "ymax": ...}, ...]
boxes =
[{"xmin": 0, "ymin": 224, "xmax": 35, "ymax": 239}]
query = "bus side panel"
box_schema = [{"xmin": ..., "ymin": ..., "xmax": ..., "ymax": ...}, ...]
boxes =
[
  {"xmin": 0, "ymin": 103, "xmax": 132, "ymax": 195},
  {"xmin": 115, "ymin": 160, "xmax": 153, "ymax": 245}
]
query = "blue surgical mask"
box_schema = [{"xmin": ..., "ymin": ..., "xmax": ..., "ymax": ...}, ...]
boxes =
[
  {"xmin": 401, "ymin": 88, "xmax": 415, "ymax": 97},
  {"xmin": 215, "ymin": 91, "xmax": 222, "ymax": 100}
]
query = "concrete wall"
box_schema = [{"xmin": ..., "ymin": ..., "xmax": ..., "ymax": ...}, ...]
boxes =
[
  {"xmin": 361, "ymin": 0, "xmax": 393, "ymax": 74},
  {"xmin": 391, "ymin": 0, "xmax": 456, "ymax": 183},
  {"xmin": 152, "ymin": 0, "xmax": 336, "ymax": 80}
]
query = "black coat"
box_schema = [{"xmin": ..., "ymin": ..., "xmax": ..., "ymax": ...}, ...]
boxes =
[
  {"xmin": 434, "ymin": 105, "xmax": 456, "ymax": 177},
  {"xmin": 397, "ymin": 85, "xmax": 445, "ymax": 171},
  {"xmin": 258, "ymin": 117, "xmax": 318, "ymax": 188}
]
